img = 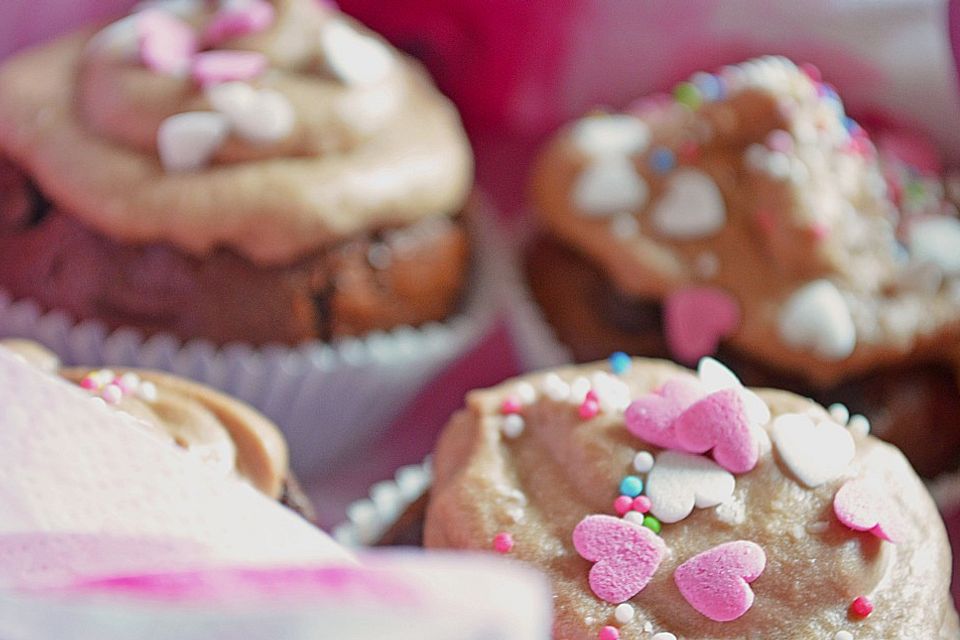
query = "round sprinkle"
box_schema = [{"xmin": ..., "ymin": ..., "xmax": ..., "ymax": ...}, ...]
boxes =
[
  {"xmin": 828, "ymin": 403, "xmax": 850, "ymax": 425},
  {"xmin": 502, "ymin": 414, "xmax": 525, "ymax": 439},
  {"xmin": 515, "ymin": 382, "xmax": 537, "ymax": 405},
  {"xmin": 613, "ymin": 603, "xmax": 635, "ymax": 624},
  {"xmin": 492, "ymin": 532, "xmax": 514, "ymax": 554},
  {"xmin": 691, "ymin": 71, "xmax": 723, "ymax": 102},
  {"xmin": 632, "ymin": 451, "xmax": 655, "ymax": 473},
  {"xmin": 579, "ymin": 399, "xmax": 600, "ymax": 419},
  {"xmin": 609, "ymin": 352, "xmax": 631, "ymax": 375},
  {"xmin": 501, "ymin": 396, "xmax": 522, "ymax": 414},
  {"xmin": 652, "ymin": 634, "xmax": 677, "ymax": 640},
  {"xmin": 849, "ymin": 596, "xmax": 873, "ymax": 618},
  {"xmin": 648, "ymin": 147, "xmax": 676, "ymax": 174},
  {"xmin": 800, "ymin": 62, "xmax": 822, "ymax": 82},
  {"xmin": 766, "ymin": 129, "xmax": 793, "ymax": 153},
  {"xmin": 137, "ymin": 381, "xmax": 158, "ymax": 402},
  {"xmin": 674, "ymin": 82, "xmax": 702, "ymax": 110},
  {"xmin": 598, "ymin": 625, "xmax": 620, "ymax": 640},
  {"xmin": 642, "ymin": 515, "xmax": 662, "ymax": 534},
  {"xmin": 117, "ymin": 372, "xmax": 140, "ymax": 394},
  {"xmin": 632, "ymin": 496, "xmax": 652, "ymax": 514},
  {"xmin": 101, "ymin": 384, "xmax": 123, "ymax": 405},
  {"xmin": 834, "ymin": 632, "xmax": 853, "ymax": 640},
  {"xmin": 623, "ymin": 511, "xmax": 645, "ymax": 525},
  {"xmin": 79, "ymin": 375, "xmax": 99, "ymax": 390},
  {"xmin": 848, "ymin": 414, "xmax": 870, "ymax": 437},
  {"xmin": 613, "ymin": 495, "xmax": 634, "ymax": 516},
  {"xmin": 677, "ymin": 140, "xmax": 700, "ymax": 162},
  {"xmin": 619, "ymin": 476, "xmax": 643, "ymax": 497}
]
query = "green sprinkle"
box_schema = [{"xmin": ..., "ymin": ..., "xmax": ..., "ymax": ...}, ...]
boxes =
[
  {"xmin": 642, "ymin": 515, "xmax": 662, "ymax": 534},
  {"xmin": 674, "ymin": 82, "xmax": 702, "ymax": 110}
]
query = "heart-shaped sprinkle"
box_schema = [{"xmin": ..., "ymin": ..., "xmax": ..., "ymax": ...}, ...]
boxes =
[
  {"xmin": 191, "ymin": 50, "xmax": 268, "ymax": 87},
  {"xmin": 833, "ymin": 477, "xmax": 906, "ymax": 543},
  {"xmin": 321, "ymin": 19, "xmax": 395, "ymax": 85},
  {"xmin": 674, "ymin": 388, "xmax": 758, "ymax": 474},
  {"xmin": 137, "ymin": 9, "xmax": 197, "ymax": 76},
  {"xmin": 572, "ymin": 514, "xmax": 666, "ymax": 604},
  {"xmin": 645, "ymin": 451, "xmax": 735, "ymax": 523},
  {"xmin": 650, "ymin": 168, "xmax": 726, "ymax": 239},
  {"xmin": 778, "ymin": 280, "xmax": 856, "ymax": 360},
  {"xmin": 908, "ymin": 216, "xmax": 960, "ymax": 275},
  {"xmin": 771, "ymin": 413, "xmax": 855, "ymax": 487},
  {"xmin": 571, "ymin": 115, "xmax": 650, "ymax": 157},
  {"xmin": 674, "ymin": 540, "xmax": 766, "ymax": 622},
  {"xmin": 157, "ymin": 111, "xmax": 229, "ymax": 172},
  {"xmin": 664, "ymin": 288, "xmax": 740, "ymax": 364},
  {"xmin": 203, "ymin": 0, "xmax": 275, "ymax": 46},
  {"xmin": 624, "ymin": 376, "xmax": 705, "ymax": 448},
  {"xmin": 206, "ymin": 82, "xmax": 295, "ymax": 143},
  {"xmin": 573, "ymin": 155, "xmax": 649, "ymax": 216},
  {"xmin": 697, "ymin": 357, "xmax": 770, "ymax": 428}
]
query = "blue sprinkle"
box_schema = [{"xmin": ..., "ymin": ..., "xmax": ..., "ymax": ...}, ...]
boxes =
[
  {"xmin": 692, "ymin": 72, "xmax": 724, "ymax": 102},
  {"xmin": 842, "ymin": 116, "xmax": 857, "ymax": 133},
  {"xmin": 649, "ymin": 147, "xmax": 676, "ymax": 174},
  {"xmin": 619, "ymin": 476, "xmax": 643, "ymax": 498},
  {"xmin": 609, "ymin": 351, "xmax": 632, "ymax": 375}
]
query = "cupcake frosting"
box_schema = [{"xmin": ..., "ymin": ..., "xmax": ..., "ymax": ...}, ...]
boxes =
[
  {"xmin": 425, "ymin": 356, "xmax": 959, "ymax": 639},
  {"xmin": 0, "ymin": 0, "xmax": 473, "ymax": 264},
  {"xmin": 531, "ymin": 57, "xmax": 960, "ymax": 386},
  {"xmin": 1, "ymin": 339, "xmax": 288, "ymax": 499}
]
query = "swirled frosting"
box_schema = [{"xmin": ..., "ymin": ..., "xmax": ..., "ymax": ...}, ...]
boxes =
[{"xmin": 0, "ymin": 0, "xmax": 473, "ymax": 264}]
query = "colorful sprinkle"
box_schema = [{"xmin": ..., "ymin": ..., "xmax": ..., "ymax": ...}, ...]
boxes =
[
  {"xmin": 674, "ymin": 82, "xmax": 702, "ymax": 110},
  {"xmin": 691, "ymin": 71, "xmax": 724, "ymax": 102},
  {"xmin": 632, "ymin": 496, "xmax": 652, "ymax": 514},
  {"xmin": 579, "ymin": 398, "xmax": 601, "ymax": 419},
  {"xmin": 800, "ymin": 62, "xmax": 822, "ymax": 82},
  {"xmin": 501, "ymin": 396, "xmax": 522, "ymax": 414},
  {"xmin": 613, "ymin": 603, "xmax": 635, "ymax": 624},
  {"xmin": 609, "ymin": 351, "xmax": 632, "ymax": 375},
  {"xmin": 203, "ymin": 0, "xmax": 275, "ymax": 46},
  {"xmin": 137, "ymin": 9, "xmax": 197, "ymax": 76},
  {"xmin": 642, "ymin": 515, "xmax": 661, "ymax": 534},
  {"xmin": 613, "ymin": 495, "xmax": 634, "ymax": 516},
  {"xmin": 598, "ymin": 626, "xmax": 620, "ymax": 640},
  {"xmin": 648, "ymin": 147, "xmax": 676, "ymax": 174},
  {"xmin": 492, "ymin": 532, "xmax": 514, "ymax": 554},
  {"xmin": 677, "ymin": 140, "xmax": 700, "ymax": 162},
  {"xmin": 619, "ymin": 476, "xmax": 643, "ymax": 498},
  {"xmin": 632, "ymin": 451, "xmax": 655, "ymax": 473},
  {"xmin": 849, "ymin": 596, "xmax": 873, "ymax": 618}
]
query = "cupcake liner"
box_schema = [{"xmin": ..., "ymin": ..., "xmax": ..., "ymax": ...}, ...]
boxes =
[{"xmin": 0, "ymin": 212, "xmax": 501, "ymax": 478}]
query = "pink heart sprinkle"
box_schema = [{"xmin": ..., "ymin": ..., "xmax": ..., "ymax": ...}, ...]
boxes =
[
  {"xmin": 673, "ymin": 388, "xmax": 758, "ymax": 474},
  {"xmin": 572, "ymin": 514, "xmax": 666, "ymax": 604},
  {"xmin": 138, "ymin": 9, "xmax": 197, "ymax": 76},
  {"xmin": 674, "ymin": 540, "xmax": 766, "ymax": 622},
  {"xmin": 203, "ymin": 0, "xmax": 276, "ymax": 46},
  {"xmin": 191, "ymin": 50, "xmax": 268, "ymax": 87},
  {"xmin": 624, "ymin": 376, "xmax": 705, "ymax": 449},
  {"xmin": 664, "ymin": 287, "xmax": 740, "ymax": 364},
  {"xmin": 833, "ymin": 477, "xmax": 906, "ymax": 543}
]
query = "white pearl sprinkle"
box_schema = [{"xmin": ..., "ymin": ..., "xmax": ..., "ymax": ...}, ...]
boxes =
[
  {"xmin": 623, "ymin": 511, "xmax": 645, "ymax": 525},
  {"xmin": 502, "ymin": 414, "xmax": 525, "ymax": 439},
  {"xmin": 652, "ymin": 633, "xmax": 677, "ymax": 640},
  {"xmin": 834, "ymin": 631, "xmax": 853, "ymax": 640},
  {"xmin": 633, "ymin": 451, "xmax": 655, "ymax": 473},
  {"xmin": 514, "ymin": 382, "xmax": 537, "ymax": 405},
  {"xmin": 569, "ymin": 376, "xmax": 591, "ymax": 404},
  {"xmin": 828, "ymin": 403, "xmax": 850, "ymax": 425},
  {"xmin": 848, "ymin": 414, "xmax": 870, "ymax": 437},
  {"xmin": 137, "ymin": 381, "xmax": 158, "ymax": 402},
  {"xmin": 613, "ymin": 603, "xmax": 635, "ymax": 624},
  {"xmin": 119, "ymin": 372, "xmax": 141, "ymax": 390},
  {"xmin": 101, "ymin": 384, "xmax": 123, "ymax": 405},
  {"xmin": 541, "ymin": 374, "xmax": 570, "ymax": 402},
  {"xmin": 90, "ymin": 397, "xmax": 107, "ymax": 407}
]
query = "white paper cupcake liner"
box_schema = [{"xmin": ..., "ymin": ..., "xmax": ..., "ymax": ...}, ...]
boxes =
[{"xmin": 0, "ymin": 213, "xmax": 502, "ymax": 478}]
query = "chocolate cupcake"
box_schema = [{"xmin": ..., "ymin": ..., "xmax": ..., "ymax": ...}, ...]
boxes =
[
  {"xmin": 0, "ymin": 0, "xmax": 493, "ymax": 473},
  {"xmin": 425, "ymin": 356, "xmax": 959, "ymax": 638},
  {"xmin": 2, "ymin": 338, "xmax": 313, "ymax": 519},
  {"xmin": 523, "ymin": 56, "xmax": 960, "ymax": 476}
]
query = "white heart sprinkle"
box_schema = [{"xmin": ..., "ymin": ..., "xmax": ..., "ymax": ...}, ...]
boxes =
[
  {"xmin": 571, "ymin": 115, "xmax": 650, "ymax": 157},
  {"xmin": 645, "ymin": 451, "xmax": 736, "ymax": 524},
  {"xmin": 909, "ymin": 216, "xmax": 960, "ymax": 275},
  {"xmin": 573, "ymin": 155, "xmax": 648, "ymax": 216},
  {"xmin": 650, "ymin": 168, "xmax": 726, "ymax": 239},
  {"xmin": 206, "ymin": 82, "xmax": 295, "ymax": 144},
  {"xmin": 778, "ymin": 280, "xmax": 856, "ymax": 360},
  {"xmin": 321, "ymin": 19, "xmax": 395, "ymax": 85},
  {"xmin": 157, "ymin": 111, "xmax": 229, "ymax": 172},
  {"xmin": 771, "ymin": 413, "xmax": 855, "ymax": 487}
]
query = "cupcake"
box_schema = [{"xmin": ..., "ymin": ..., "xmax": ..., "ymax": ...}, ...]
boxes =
[
  {"xmin": 523, "ymin": 56, "xmax": 960, "ymax": 475},
  {"xmin": 0, "ymin": 0, "xmax": 487, "ymax": 473},
  {"xmin": 1, "ymin": 338, "xmax": 313, "ymax": 519},
  {"xmin": 424, "ymin": 356, "xmax": 959, "ymax": 638}
]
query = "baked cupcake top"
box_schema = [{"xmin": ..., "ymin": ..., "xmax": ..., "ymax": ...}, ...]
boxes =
[
  {"xmin": 425, "ymin": 356, "xmax": 958, "ymax": 639},
  {"xmin": 531, "ymin": 56, "xmax": 960, "ymax": 387},
  {"xmin": 0, "ymin": 0, "xmax": 472, "ymax": 264},
  {"xmin": 1, "ymin": 339, "xmax": 289, "ymax": 499}
]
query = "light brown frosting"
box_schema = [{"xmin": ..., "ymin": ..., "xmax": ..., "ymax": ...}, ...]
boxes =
[
  {"xmin": 531, "ymin": 57, "xmax": 960, "ymax": 387},
  {"xmin": 0, "ymin": 339, "xmax": 287, "ymax": 498},
  {"xmin": 0, "ymin": 0, "xmax": 473, "ymax": 264},
  {"xmin": 425, "ymin": 358, "xmax": 959, "ymax": 639}
]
